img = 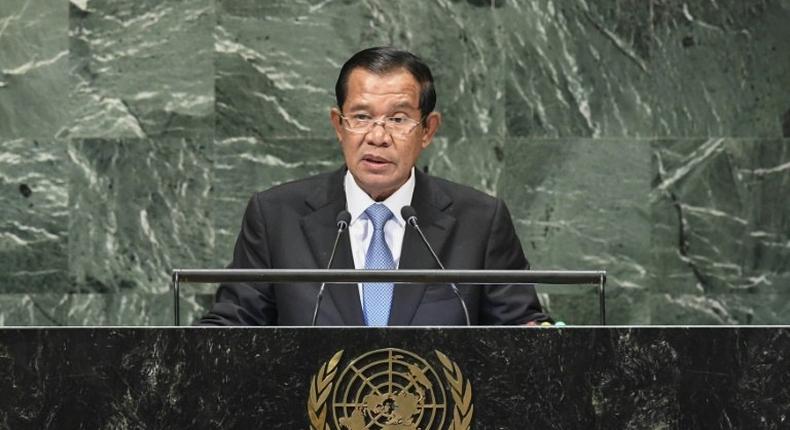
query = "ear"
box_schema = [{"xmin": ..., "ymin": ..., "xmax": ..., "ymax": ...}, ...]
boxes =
[
  {"xmin": 419, "ymin": 111, "xmax": 442, "ymax": 149},
  {"xmin": 330, "ymin": 107, "xmax": 344, "ymax": 142}
]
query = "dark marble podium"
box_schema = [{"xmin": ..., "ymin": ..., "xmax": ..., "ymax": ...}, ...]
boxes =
[{"xmin": 0, "ymin": 327, "xmax": 787, "ymax": 429}]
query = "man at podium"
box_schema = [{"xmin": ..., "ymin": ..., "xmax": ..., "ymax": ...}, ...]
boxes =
[{"xmin": 199, "ymin": 47, "xmax": 549, "ymax": 326}]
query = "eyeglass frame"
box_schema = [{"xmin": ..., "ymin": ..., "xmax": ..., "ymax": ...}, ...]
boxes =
[{"xmin": 338, "ymin": 112, "xmax": 426, "ymax": 138}]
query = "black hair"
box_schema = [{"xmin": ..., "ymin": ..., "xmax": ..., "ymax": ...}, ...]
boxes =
[{"xmin": 335, "ymin": 47, "xmax": 436, "ymax": 119}]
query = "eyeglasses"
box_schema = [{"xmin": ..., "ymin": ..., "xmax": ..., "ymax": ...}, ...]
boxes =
[{"xmin": 339, "ymin": 113, "xmax": 422, "ymax": 138}]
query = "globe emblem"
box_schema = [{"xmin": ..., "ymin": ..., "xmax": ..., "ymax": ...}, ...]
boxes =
[{"xmin": 332, "ymin": 348, "xmax": 447, "ymax": 430}]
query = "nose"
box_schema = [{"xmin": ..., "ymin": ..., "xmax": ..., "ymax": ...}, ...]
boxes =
[{"xmin": 364, "ymin": 120, "xmax": 392, "ymax": 146}]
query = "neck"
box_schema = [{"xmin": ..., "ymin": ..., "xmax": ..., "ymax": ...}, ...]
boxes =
[
  {"xmin": 348, "ymin": 167, "xmax": 416, "ymax": 202},
  {"xmin": 367, "ymin": 186, "xmax": 397, "ymax": 202}
]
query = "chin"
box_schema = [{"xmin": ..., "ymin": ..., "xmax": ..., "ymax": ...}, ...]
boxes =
[
  {"xmin": 363, "ymin": 178, "xmax": 395, "ymax": 191},
  {"xmin": 357, "ymin": 170, "xmax": 394, "ymax": 183}
]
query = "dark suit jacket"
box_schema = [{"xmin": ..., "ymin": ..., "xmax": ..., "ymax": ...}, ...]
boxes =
[{"xmin": 198, "ymin": 167, "xmax": 548, "ymax": 326}]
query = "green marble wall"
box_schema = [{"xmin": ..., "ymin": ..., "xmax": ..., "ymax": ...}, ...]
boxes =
[{"xmin": 1, "ymin": 0, "xmax": 788, "ymax": 325}]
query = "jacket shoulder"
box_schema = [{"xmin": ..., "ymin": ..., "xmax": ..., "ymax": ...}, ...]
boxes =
[
  {"xmin": 250, "ymin": 170, "xmax": 336, "ymax": 204},
  {"xmin": 427, "ymin": 174, "xmax": 501, "ymax": 208}
]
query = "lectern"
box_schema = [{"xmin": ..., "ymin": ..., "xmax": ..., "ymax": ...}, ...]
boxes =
[
  {"xmin": 1, "ymin": 327, "xmax": 787, "ymax": 428},
  {"xmin": 4, "ymin": 271, "xmax": 784, "ymax": 428}
]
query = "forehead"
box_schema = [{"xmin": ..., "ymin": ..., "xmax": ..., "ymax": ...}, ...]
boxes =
[{"xmin": 343, "ymin": 68, "xmax": 421, "ymax": 111}]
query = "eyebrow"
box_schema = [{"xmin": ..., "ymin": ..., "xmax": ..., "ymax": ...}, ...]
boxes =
[{"xmin": 346, "ymin": 101, "xmax": 418, "ymax": 112}]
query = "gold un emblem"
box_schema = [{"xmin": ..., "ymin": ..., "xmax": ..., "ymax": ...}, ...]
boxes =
[{"xmin": 307, "ymin": 348, "xmax": 473, "ymax": 430}]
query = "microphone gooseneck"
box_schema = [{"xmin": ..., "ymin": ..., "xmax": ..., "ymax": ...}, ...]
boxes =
[
  {"xmin": 400, "ymin": 206, "xmax": 471, "ymax": 326},
  {"xmin": 310, "ymin": 210, "xmax": 351, "ymax": 326}
]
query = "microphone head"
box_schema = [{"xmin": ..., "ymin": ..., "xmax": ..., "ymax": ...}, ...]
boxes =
[
  {"xmin": 400, "ymin": 205, "xmax": 418, "ymax": 226},
  {"xmin": 336, "ymin": 210, "xmax": 351, "ymax": 229}
]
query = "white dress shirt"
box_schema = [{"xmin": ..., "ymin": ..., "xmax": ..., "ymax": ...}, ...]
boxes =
[{"xmin": 344, "ymin": 168, "xmax": 415, "ymax": 309}]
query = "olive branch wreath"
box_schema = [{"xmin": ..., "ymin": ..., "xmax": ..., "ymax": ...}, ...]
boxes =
[
  {"xmin": 308, "ymin": 350, "xmax": 343, "ymax": 430},
  {"xmin": 307, "ymin": 349, "xmax": 473, "ymax": 430},
  {"xmin": 436, "ymin": 350, "xmax": 473, "ymax": 430}
]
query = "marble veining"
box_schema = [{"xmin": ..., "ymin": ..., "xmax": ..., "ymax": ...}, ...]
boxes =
[
  {"xmin": 0, "ymin": 327, "xmax": 787, "ymax": 428},
  {"xmin": 0, "ymin": 139, "xmax": 69, "ymax": 294},
  {"xmin": 66, "ymin": 0, "xmax": 214, "ymax": 139},
  {"xmin": 0, "ymin": 0, "xmax": 70, "ymax": 140},
  {"xmin": 67, "ymin": 138, "xmax": 214, "ymax": 295},
  {"xmin": 0, "ymin": 0, "xmax": 789, "ymax": 325}
]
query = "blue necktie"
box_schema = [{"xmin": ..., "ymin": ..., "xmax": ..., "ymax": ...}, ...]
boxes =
[{"xmin": 362, "ymin": 203, "xmax": 395, "ymax": 326}]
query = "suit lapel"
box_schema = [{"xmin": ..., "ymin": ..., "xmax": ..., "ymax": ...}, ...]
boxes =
[
  {"xmin": 301, "ymin": 168, "xmax": 365, "ymax": 326},
  {"xmin": 388, "ymin": 170, "xmax": 456, "ymax": 326}
]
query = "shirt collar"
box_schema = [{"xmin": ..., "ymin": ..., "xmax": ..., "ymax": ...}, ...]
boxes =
[{"xmin": 344, "ymin": 167, "xmax": 416, "ymax": 227}]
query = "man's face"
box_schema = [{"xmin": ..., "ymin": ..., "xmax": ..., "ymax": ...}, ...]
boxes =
[{"xmin": 331, "ymin": 68, "xmax": 441, "ymax": 201}]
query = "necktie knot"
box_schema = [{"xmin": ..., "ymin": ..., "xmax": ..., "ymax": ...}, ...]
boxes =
[{"xmin": 365, "ymin": 203, "xmax": 394, "ymax": 231}]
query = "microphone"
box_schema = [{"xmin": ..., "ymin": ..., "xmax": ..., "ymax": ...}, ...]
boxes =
[
  {"xmin": 310, "ymin": 210, "xmax": 351, "ymax": 326},
  {"xmin": 401, "ymin": 206, "xmax": 470, "ymax": 326}
]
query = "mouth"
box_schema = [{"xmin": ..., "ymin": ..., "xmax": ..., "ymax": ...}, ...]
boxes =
[{"xmin": 361, "ymin": 154, "xmax": 392, "ymax": 166}]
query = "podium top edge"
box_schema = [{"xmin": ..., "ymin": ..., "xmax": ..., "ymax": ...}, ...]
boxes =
[
  {"xmin": 170, "ymin": 269, "xmax": 607, "ymax": 284},
  {"xmin": 2, "ymin": 325, "xmax": 789, "ymax": 329}
]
